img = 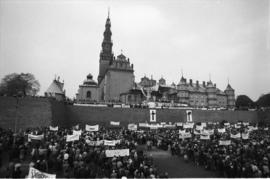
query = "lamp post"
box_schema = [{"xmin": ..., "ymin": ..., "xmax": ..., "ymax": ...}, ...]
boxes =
[{"xmin": 13, "ymin": 93, "xmax": 20, "ymax": 147}]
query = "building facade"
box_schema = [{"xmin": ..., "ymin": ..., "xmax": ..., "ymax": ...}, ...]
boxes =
[
  {"xmin": 76, "ymin": 74, "xmax": 99, "ymax": 103},
  {"xmin": 45, "ymin": 77, "xmax": 65, "ymax": 101},
  {"xmin": 76, "ymin": 13, "xmax": 135, "ymax": 103}
]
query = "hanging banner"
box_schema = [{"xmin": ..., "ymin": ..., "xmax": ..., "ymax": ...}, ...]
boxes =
[
  {"xmin": 218, "ymin": 128, "xmax": 226, "ymax": 133},
  {"xmin": 66, "ymin": 134, "xmax": 80, "ymax": 142},
  {"xmin": 85, "ymin": 124, "xmax": 99, "ymax": 132},
  {"xmin": 28, "ymin": 134, "xmax": 44, "ymax": 141},
  {"xmin": 179, "ymin": 132, "xmax": 192, "ymax": 139},
  {"xmin": 73, "ymin": 130, "xmax": 82, "ymax": 136},
  {"xmin": 200, "ymin": 134, "xmax": 210, "ymax": 140},
  {"xmin": 128, "ymin": 124, "xmax": 138, "ymax": 131},
  {"xmin": 241, "ymin": 133, "xmax": 249, "ymax": 140},
  {"xmin": 49, "ymin": 126, "xmax": 58, "ymax": 131},
  {"xmin": 105, "ymin": 149, "xmax": 130, "ymax": 157},
  {"xmin": 110, "ymin": 121, "xmax": 120, "ymax": 126},
  {"xmin": 230, "ymin": 133, "xmax": 241, "ymax": 139},
  {"xmin": 27, "ymin": 167, "xmax": 56, "ymax": 179},
  {"xmin": 149, "ymin": 109, "xmax": 156, "ymax": 122},
  {"xmin": 219, "ymin": 140, "xmax": 231, "ymax": 146}
]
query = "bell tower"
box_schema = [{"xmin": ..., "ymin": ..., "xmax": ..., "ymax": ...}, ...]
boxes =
[{"xmin": 98, "ymin": 10, "xmax": 114, "ymax": 84}]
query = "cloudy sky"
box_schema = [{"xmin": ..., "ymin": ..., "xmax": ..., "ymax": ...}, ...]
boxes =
[{"xmin": 0, "ymin": 0, "xmax": 269, "ymax": 100}]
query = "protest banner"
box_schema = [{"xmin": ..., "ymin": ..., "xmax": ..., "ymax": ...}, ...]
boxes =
[
  {"xmin": 103, "ymin": 140, "xmax": 121, "ymax": 146},
  {"xmin": 183, "ymin": 123, "xmax": 194, "ymax": 129},
  {"xmin": 110, "ymin": 121, "xmax": 120, "ymax": 126},
  {"xmin": 202, "ymin": 129, "xmax": 214, "ymax": 135},
  {"xmin": 194, "ymin": 130, "xmax": 201, "ymax": 135},
  {"xmin": 219, "ymin": 140, "xmax": 231, "ymax": 146},
  {"xmin": 234, "ymin": 124, "xmax": 241, "ymax": 129},
  {"xmin": 85, "ymin": 124, "xmax": 99, "ymax": 132},
  {"xmin": 105, "ymin": 149, "xmax": 130, "ymax": 157},
  {"xmin": 241, "ymin": 133, "xmax": 249, "ymax": 140},
  {"xmin": 28, "ymin": 134, "xmax": 44, "ymax": 141},
  {"xmin": 73, "ymin": 130, "xmax": 82, "ymax": 136},
  {"xmin": 138, "ymin": 123, "xmax": 148, "ymax": 128},
  {"xmin": 128, "ymin": 124, "xmax": 138, "ymax": 131},
  {"xmin": 196, "ymin": 125, "xmax": 204, "ymax": 131},
  {"xmin": 179, "ymin": 132, "xmax": 192, "ymax": 139},
  {"xmin": 243, "ymin": 122, "xmax": 249, "ymax": 126},
  {"xmin": 27, "ymin": 167, "xmax": 56, "ymax": 179},
  {"xmin": 179, "ymin": 129, "xmax": 186, "ymax": 134},
  {"xmin": 200, "ymin": 134, "xmax": 210, "ymax": 140},
  {"xmin": 201, "ymin": 122, "xmax": 207, "ymax": 127},
  {"xmin": 66, "ymin": 134, "xmax": 80, "ymax": 142},
  {"xmin": 176, "ymin": 122, "xmax": 183, "ymax": 127},
  {"xmin": 230, "ymin": 133, "xmax": 241, "ymax": 139},
  {"xmin": 218, "ymin": 128, "xmax": 226, "ymax": 133},
  {"xmin": 224, "ymin": 122, "xmax": 230, "ymax": 126},
  {"xmin": 49, "ymin": 126, "xmax": 58, "ymax": 131}
]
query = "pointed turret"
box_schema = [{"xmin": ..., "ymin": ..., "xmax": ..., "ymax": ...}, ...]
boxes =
[
  {"xmin": 225, "ymin": 81, "xmax": 235, "ymax": 109},
  {"xmin": 98, "ymin": 11, "xmax": 114, "ymax": 84}
]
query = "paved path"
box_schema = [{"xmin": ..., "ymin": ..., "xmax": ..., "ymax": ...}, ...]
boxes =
[{"xmin": 144, "ymin": 146, "xmax": 219, "ymax": 178}]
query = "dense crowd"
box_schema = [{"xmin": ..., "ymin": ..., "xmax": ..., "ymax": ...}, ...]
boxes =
[
  {"xmin": 154, "ymin": 122, "xmax": 270, "ymax": 178},
  {"xmin": 1, "ymin": 121, "xmax": 270, "ymax": 178},
  {"xmin": 0, "ymin": 126, "xmax": 167, "ymax": 178}
]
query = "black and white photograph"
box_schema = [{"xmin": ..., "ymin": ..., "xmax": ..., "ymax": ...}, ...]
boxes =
[{"xmin": 0, "ymin": 0, "xmax": 270, "ymax": 178}]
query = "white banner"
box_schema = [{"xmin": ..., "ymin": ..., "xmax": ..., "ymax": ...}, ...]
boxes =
[
  {"xmin": 105, "ymin": 149, "xmax": 130, "ymax": 157},
  {"xmin": 241, "ymin": 133, "xmax": 249, "ymax": 140},
  {"xmin": 218, "ymin": 128, "xmax": 226, "ymax": 133},
  {"xmin": 235, "ymin": 124, "xmax": 241, "ymax": 129},
  {"xmin": 128, "ymin": 124, "xmax": 138, "ymax": 131},
  {"xmin": 264, "ymin": 128, "xmax": 269, "ymax": 131},
  {"xmin": 183, "ymin": 123, "xmax": 194, "ymax": 129},
  {"xmin": 86, "ymin": 140, "xmax": 104, "ymax": 146},
  {"xmin": 139, "ymin": 123, "xmax": 148, "ymax": 128},
  {"xmin": 149, "ymin": 109, "xmax": 156, "ymax": 122},
  {"xmin": 179, "ymin": 129, "xmax": 186, "ymax": 134},
  {"xmin": 224, "ymin": 122, "xmax": 230, "ymax": 126},
  {"xmin": 230, "ymin": 133, "xmax": 241, "ymax": 139},
  {"xmin": 202, "ymin": 129, "xmax": 214, "ymax": 135},
  {"xmin": 179, "ymin": 132, "xmax": 192, "ymax": 139},
  {"xmin": 219, "ymin": 140, "xmax": 231, "ymax": 146},
  {"xmin": 28, "ymin": 167, "xmax": 56, "ymax": 179},
  {"xmin": 176, "ymin": 122, "xmax": 183, "ymax": 126},
  {"xmin": 85, "ymin": 124, "xmax": 99, "ymax": 132},
  {"xmin": 66, "ymin": 134, "xmax": 80, "ymax": 142},
  {"xmin": 110, "ymin": 121, "xmax": 120, "ymax": 126},
  {"xmin": 49, "ymin": 126, "xmax": 58, "ymax": 131},
  {"xmin": 200, "ymin": 134, "xmax": 210, "ymax": 140},
  {"xmin": 149, "ymin": 123, "xmax": 162, "ymax": 129},
  {"xmin": 248, "ymin": 126, "xmax": 258, "ymax": 132},
  {"xmin": 196, "ymin": 125, "xmax": 204, "ymax": 131},
  {"xmin": 103, "ymin": 140, "xmax": 121, "ymax": 146},
  {"xmin": 28, "ymin": 134, "xmax": 44, "ymax": 141},
  {"xmin": 73, "ymin": 130, "xmax": 82, "ymax": 136},
  {"xmin": 194, "ymin": 130, "xmax": 201, "ymax": 135},
  {"xmin": 243, "ymin": 122, "xmax": 249, "ymax": 126},
  {"xmin": 201, "ymin": 123, "xmax": 207, "ymax": 127}
]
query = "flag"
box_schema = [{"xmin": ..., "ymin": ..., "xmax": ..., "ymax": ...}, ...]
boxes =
[
  {"xmin": 66, "ymin": 134, "xmax": 80, "ymax": 142},
  {"xmin": 149, "ymin": 109, "xmax": 156, "ymax": 122},
  {"xmin": 110, "ymin": 121, "xmax": 120, "ymax": 126},
  {"xmin": 49, "ymin": 126, "xmax": 58, "ymax": 131},
  {"xmin": 27, "ymin": 167, "xmax": 56, "ymax": 179},
  {"xmin": 85, "ymin": 124, "xmax": 99, "ymax": 132}
]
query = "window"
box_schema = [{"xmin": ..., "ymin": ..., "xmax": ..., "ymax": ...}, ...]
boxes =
[{"xmin": 86, "ymin": 91, "xmax": 91, "ymax": 98}]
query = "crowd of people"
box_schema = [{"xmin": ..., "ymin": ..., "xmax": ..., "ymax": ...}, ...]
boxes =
[
  {"xmin": 154, "ymin": 122, "xmax": 270, "ymax": 178},
  {"xmin": 1, "ymin": 121, "xmax": 270, "ymax": 178},
  {"xmin": 0, "ymin": 126, "xmax": 168, "ymax": 178}
]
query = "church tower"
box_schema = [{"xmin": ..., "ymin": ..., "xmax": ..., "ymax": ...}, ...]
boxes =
[{"xmin": 98, "ymin": 11, "xmax": 114, "ymax": 84}]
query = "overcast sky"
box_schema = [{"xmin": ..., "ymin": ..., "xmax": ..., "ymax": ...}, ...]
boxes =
[{"xmin": 0, "ymin": 0, "xmax": 269, "ymax": 100}]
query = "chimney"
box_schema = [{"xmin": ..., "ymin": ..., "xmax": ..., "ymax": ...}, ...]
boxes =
[
  {"xmin": 203, "ymin": 81, "xmax": 206, "ymax": 87},
  {"xmin": 189, "ymin": 79, "xmax": 193, "ymax": 86}
]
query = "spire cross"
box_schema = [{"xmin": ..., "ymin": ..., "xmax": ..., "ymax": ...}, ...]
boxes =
[
  {"xmin": 209, "ymin": 73, "xmax": 211, "ymax": 81},
  {"xmin": 108, "ymin": 7, "xmax": 110, "ymax": 18}
]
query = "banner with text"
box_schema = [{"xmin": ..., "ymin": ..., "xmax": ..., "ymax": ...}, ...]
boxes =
[
  {"xmin": 105, "ymin": 149, "xmax": 130, "ymax": 157},
  {"xmin": 85, "ymin": 124, "xmax": 99, "ymax": 132}
]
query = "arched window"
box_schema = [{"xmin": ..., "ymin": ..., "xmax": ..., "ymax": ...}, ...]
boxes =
[{"xmin": 86, "ymin": 91, "xmax": 91, "ymax": 98}]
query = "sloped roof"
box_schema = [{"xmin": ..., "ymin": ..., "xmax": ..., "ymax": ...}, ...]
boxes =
[{"xmin": 45, "ymin": 80, "xmax": 64, "ymax": 94}]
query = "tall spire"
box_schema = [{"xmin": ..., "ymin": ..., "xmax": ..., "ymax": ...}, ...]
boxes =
[
  {"xmin": 108, "ymin": 7, "xmax": 110, "ymax": 18},
  {"xmin": 181, "ymin": 69, "xmax": 183, "ymax": 77}
]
